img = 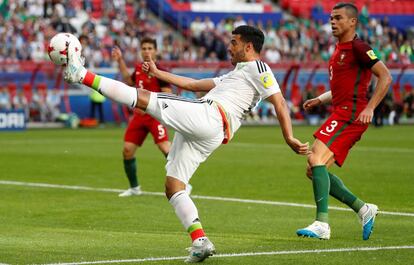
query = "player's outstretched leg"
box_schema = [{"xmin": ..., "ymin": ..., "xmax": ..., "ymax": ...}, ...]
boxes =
[{"xmin": 63, "ymin": 42, "xmax": 142, "ymax": 109}]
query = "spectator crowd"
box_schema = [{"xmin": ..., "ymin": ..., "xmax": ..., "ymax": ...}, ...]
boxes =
[
  {"xmin": 0, "ymin": 0, "xmax": 413, "ymax": 66},
  {"xmin": 0, "ymin": 0, "xmax": 413, "ymax": 123}
]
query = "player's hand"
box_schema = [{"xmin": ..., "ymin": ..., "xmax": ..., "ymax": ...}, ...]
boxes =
[
  {"xmin": 111, "ymin": 46, "xmax": 122, "ymax": 62},
  {"xmin": 356, "ymin": 107, "xmax": 374, "ymax": 124},
  {"xmin": 142, "ymin": 58, "xmax": 158, "ymax": 76},
  {"xmin": 303, "ymin": 98, "xmax": 321, "ymax": 112},
  {"xmin": 286, "ymin": 137, "xmax": 309, "ymax": 155}
]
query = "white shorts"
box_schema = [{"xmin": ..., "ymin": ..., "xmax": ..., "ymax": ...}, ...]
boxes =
[{"xmin": 146, "ymin": 92, "xmax": 224, "ymax": 183}]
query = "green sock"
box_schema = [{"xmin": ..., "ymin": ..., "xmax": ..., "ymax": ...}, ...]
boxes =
[
  {"xmin": 123, "ymin": 158, "xmax": 138, "ymax": 188},
  {"xmin": 311, "ymin": 165, "xmax": 330, "ymax": 223},
  {"xmin": 328, "ymin": 173, "xmax": 365, "ymax": 213}
]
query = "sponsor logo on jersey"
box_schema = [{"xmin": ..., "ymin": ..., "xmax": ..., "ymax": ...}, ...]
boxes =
[
  {"xmin": 260, "ymin": 73, "xmax": 274, "ymax": 89},
  {"xmin": 366, "ymin": 50, "xmax": 378, "ymax": 60}
]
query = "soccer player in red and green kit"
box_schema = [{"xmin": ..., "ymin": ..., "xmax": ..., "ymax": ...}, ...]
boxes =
[
  {"xmin": 112, "ymin": 38, "xmax": 172, "ymax": 197},
  {"xmin": 297, "ymin": 2, "xmax": 392, "ymax": 240}
]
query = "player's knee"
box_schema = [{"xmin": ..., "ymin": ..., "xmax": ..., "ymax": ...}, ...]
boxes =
[
  {"xmin": 122, "ymin": 146, "xmax": 135, "ymax": 159},
  {"xmin": 307, "ymin": 153, "xmax": 323, "ymax": 167},
  {"xmin": 165, "ymin": 181, "xmax": 176, "ymax": 199},
  {"xmin": 165, "ymin": 176, "xmax": 186, "ymax": 199},
  {"xmin": 136, "ymin": 89, "xmax": 151, "ymax": 110}
]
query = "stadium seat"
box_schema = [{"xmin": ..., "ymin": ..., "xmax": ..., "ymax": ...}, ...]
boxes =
[
  {"xmin": 22, "ymin": 83, "xmax": 33, "ymax": 103},
  {"xmin": 7, "ymin": 83, "xmax": 17, "ymax": 99},
  {"xmin": 392, "ymin": 83, "xmax": 402, "ymax": 104},
  {"xmin": 291, "ymin": 83, "xmax": 302, "ymax": 106},
  {"xmin": 317, "ymin": 84, "xmax": 326, "ymax": 95},
  {"xmin": 36, "ymin": 83, "xmax": 47, "ymax": 93},
  {"xmin": 404, "ymin": 83, "xmax": 412, "ymax": 93}
]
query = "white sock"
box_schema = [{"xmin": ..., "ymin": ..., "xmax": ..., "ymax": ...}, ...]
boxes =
[
  {"xmin": 96, "ymin": 75, "xmax": 138, "ymax": 108},
  {"xmin": 169, "ymin": 190, "xmax": 199, "ymax": 230}
]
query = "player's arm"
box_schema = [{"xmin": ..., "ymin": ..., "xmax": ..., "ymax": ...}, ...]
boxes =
[
  {"xmin": 303, "ymin": 91, "xmax": 332, "ymax": 112},
  {"xmin": 266, "ymin": 93, "xmax": 309, "ymax": 155},
  {"xmin": 112, "ymin": 46, "xmax": 134, "ymax": 86},
  {"xmin": 356, "ymin": 61, "xmax": 392, "ymax": 124},
  {"xmin": 142, "ymin": 58, "xmax": 215, "ymax": 92}
]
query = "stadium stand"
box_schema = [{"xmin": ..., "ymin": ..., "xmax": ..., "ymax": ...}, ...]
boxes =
[{"xmin": 0, "ymin": 0, "xmax": 413, "ymax": 125}]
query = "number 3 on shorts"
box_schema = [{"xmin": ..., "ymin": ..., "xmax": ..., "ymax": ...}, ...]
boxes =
[
  {"xmin": 320, "ymin": 120, "xmax": 338, "ymax": 136},
  {"xmin": 157, "ymin": 124, "xmax": 166, "ymax": 138}
]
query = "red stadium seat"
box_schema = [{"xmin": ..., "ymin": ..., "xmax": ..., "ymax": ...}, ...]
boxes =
[
  {"xmin": 291, "ymin": 83, "xmax": 302, "ymax": 106},
  {"xmin": 7, "ymin": 83, "xmax": 17, "ymax": 98},
  {"xmin": 36, "ymin": 83, "xmax": 47, "ymax": 93},
  {"xmin": 22, "ymin": 83, "xmax": 33, "ymax": 103},
  {"xmin": 392, "ymin": 83, "xmax": 402, "ymax": 104},
  {"xmin": 404, "ymin": 83, "xmax": 412, "ymax": 93},
  {"xmin": 317, "ymin": 84, "xmax": 326, "ymax": 95}
]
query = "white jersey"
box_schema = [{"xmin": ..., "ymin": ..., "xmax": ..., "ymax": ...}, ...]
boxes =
[{"xmin": 203, "ymin": 60, "xmax": 280, "ymax": 136}]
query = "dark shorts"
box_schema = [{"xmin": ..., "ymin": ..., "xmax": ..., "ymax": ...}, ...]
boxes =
[
  {"xmin": 124, "ymin": 113, "xmax": 169, "ymax": 146},
  {"xmin": 314, "ymin": 111, "xmax": 368, "ymax": 166}
]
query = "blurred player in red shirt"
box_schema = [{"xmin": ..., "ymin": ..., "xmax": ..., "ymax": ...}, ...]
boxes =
[
  {"xmin": 297, "ymin": 3, "xmax": 392, "ymax": 240},
  {"xmin": 112, "ymin": 37, "xmax": 171, "ymax": 197}
]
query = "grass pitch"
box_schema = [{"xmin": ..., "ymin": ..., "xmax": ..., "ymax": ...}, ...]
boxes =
[{"xmin": 0, "ymin": 125, "xmax": 413, "ymax": 264}]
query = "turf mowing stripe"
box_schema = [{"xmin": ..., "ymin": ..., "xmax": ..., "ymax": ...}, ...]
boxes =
[
  {"xmin": 37, "ymin": 245, "xmax": 414, "ymax": 265},
  {"xmin": 1, "ymin": 180, "xmax": 413, "ymax": 217}
]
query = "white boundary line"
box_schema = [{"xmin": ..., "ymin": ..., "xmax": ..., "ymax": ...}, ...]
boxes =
[
  {"xmin": 1, "ymin": 180, "xmax": 413, "ymax": 217},
  {"xmin": 38, "ymin": 245, "xmax": 414, "ymax": 265}
]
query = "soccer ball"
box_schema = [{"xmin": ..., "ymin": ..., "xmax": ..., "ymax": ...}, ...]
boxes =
[{"xmin": 47, "ymin": 33, "xmax": 82, "ymax": 66}]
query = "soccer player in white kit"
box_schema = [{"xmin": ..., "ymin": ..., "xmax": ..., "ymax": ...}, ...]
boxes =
[{"xmin": 64, "ymin": 25, "xmax": 309, "ymax": 263}]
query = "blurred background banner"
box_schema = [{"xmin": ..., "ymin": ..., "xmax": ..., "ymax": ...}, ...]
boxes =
[{"xmin": 0, "ymin": 109, "xmax": 25, "ymax": 131}]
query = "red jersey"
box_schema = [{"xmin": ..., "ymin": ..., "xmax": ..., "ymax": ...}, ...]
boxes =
[
  {"xmin": 329, "ymin": 36, "xmax": 379, "ymax": 117},
  {"xmin": 124, "ymin": 63, "xmax": 170, "ymax": 145},
  {"xmin": 131, "ymin": 63, "xmax": 170, "ymax": 92}
]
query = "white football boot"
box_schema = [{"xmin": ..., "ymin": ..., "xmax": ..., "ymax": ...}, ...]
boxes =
[
  {"xmin": 358, "ymin": 203, "xmax": 379, "ymax": 240},
  {"xmin": 118, "ymin": 186, "xmax": 143, "ymax": 197},
  {"xmin": 185, "ymin": 237, "xmax": 216, "ymax": 263},
  {"xmin": 296, "ymin": 220, "xmax": 331, "ymax": 240},
  {"xmin": 63, "ymin": 42, "xmax": 86, "ymax": 84}
]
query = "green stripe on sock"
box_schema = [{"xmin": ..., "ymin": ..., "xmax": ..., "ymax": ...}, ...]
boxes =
[
  {"xmin": 187, "ymin": 223, "xmax": 203, "ymax": 233},
  {"xmin": 91, "ymin": 75, "xmax": 101, "ymax": 91},
  {"xmin": 351, "ymin": 198, "xmax": 365, "ymax": 212}
]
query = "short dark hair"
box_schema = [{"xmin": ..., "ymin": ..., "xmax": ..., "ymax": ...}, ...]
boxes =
[
  {"xmin": 333, "ymin": 2, "xmax": 358, "ymax": 19},
  {"xmin": 140, "ymin": 37, "xmax": 157, "ymax": 50},
  {"xmin": 232, "ymin": 25, "xmax": 264, "ymax": 53}
]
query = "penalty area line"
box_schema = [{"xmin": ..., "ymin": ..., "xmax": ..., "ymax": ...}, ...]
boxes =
[
  {"xmin": 38, "ymin": 245, "xmax": 414, "ymax": 265},
  {"xmin": 1, "ymin": 180, "xmax": 414, "ymax": 217}
]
